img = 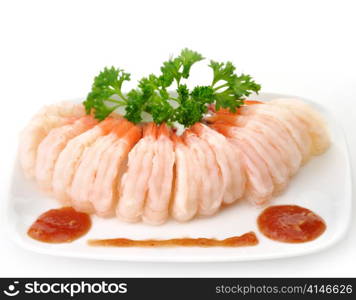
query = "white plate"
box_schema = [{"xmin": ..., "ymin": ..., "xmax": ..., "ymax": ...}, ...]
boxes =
[{"xmin": 5, "ymin": 94, "xmax": 352, "ymax": 262}]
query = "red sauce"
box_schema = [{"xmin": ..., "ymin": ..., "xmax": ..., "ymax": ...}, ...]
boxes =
[
  {"xmin": 258, "ymin": 205, "xmax": 326, "ymax": 243},
  {"xmin": 88, "ymin": 232, "xmax": 258, "ymax": 247},
  {"xmin": 28, "ymin": 207, "xmax": 91, "ymax": 243}
]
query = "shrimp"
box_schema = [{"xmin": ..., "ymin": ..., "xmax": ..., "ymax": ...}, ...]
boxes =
[
  {"xmin": 34, "ymin": 101, "xmax": 85, "ymax": 119},
  {"xmin": 183, "ymin": 130, "xmax": 224, "ymax": 216},
  {"xmin": 170, "ymin": 133, "xmax": 200, "ymax": 222},
  {"xmin": 35, "ymin": 116, "xmax": 97, "ymax": 193},
  {"xmin": 213, "ymin": 122, "xmax": 289, "ymax": 194},
  {"xmin": 239, "ymin": 115, "xmax": 302, "ymax": 176},
  {"xmin": 116, "ymin": 123, "xmax": 157, "ymax": 223},
  {"xmin": 89, "ymin": 123, "xmax": 142, "ymax": 217},
  {"xmin": 270, "ymin": 98, "xmax": 330, "ymax": 155},
  {"xmin": 52, "ymin": 118, "xmax": 120, "ymax": 204},
  {"xmin": 19, "ymin": 102, "xmax": 85, "ymax": 178},
  {"xmin": 20, "ymin": 97, "xmax": 331, "ymax": 223},
  {"xmin": 238, "ymin": 104, "xmax": 312, "ymax": 164},
  {"xmin": 208, "ymin": 105, "xmax": 303, "ymax": 175},
  {"xmin": 69, "ymin": 119, "xmax": 130, "ymax": 213},
  {"xmin": 191, "ymin": 123, "xmax": 245, "ymax": 204},
  {"xmin": 212, "ymin": 123, "xmax": 274, "ymax": 205},
  {"xmin": 142, "ymin": 124, "xmax": 175, "ymax": 225}
]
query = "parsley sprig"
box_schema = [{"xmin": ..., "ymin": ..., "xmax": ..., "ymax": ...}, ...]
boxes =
[{"xmin": 83, "ymin": 49, "xmax": 261, "ymax": 127}]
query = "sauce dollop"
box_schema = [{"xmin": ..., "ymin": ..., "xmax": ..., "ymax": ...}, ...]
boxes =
[
  {"xmin": 88, "ymin": 232, "xmax": 258, "ymax": 247},
  {"xmin": 258, "ymin": 205, "xmax": 326, "ymax": 243},
  {"xmin": 28, "ymin": 207, "xmax": 91, "ymax": 243}
]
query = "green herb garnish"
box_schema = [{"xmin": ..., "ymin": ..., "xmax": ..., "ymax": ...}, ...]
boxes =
[{"xmin": 83, "ymin": 49, "xmax": 261, "ymax": 127}]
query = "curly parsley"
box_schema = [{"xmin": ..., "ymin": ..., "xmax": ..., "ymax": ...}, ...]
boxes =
[{"xmin": 84, "ymin": 49, "xmax": 261, "ymax": 127}]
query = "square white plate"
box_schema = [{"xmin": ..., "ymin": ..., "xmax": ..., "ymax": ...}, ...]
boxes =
[{"xmin": 5, "ymin": 94, "xmax": 352, "ymax": 262}]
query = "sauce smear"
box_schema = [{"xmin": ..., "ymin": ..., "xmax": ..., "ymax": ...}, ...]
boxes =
[
  {"xmin": 258, "ymin": 205, "xmax": 326, "ymax": 243},
  {"xmin": 88, "ymin": 232, "xmax": 258, "ymax": 247},
  {"xmin": 28, "ymin": 207, "xmax": 91, "ymax": 243}
]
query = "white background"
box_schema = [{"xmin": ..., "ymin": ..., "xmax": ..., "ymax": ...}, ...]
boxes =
[{"xmin": 0, "ymin": 0, "xmax": 355, "ymax": 277}]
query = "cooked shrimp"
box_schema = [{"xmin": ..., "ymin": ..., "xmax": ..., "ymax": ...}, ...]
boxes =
[
  {"xmin": 238, "ymin": 104, "xmax": 312, "ymax": 164},
  {"xmin": 89, "ymin": 123, "xmax": 142, "ymax": 217},
  {"xmin": 34, "ymin": 101, "xmax": 85, "ymax": 119},
  {"xmin": 212, "ymin": 123, "xmax": 274, "ymax": 205},
  {"xmin": 116, "ymin": 123, "xmax": 157, "ymax": 223},
  {"xmin": 170, "ymin": 133, "xmax": 200, "ymax": 222},
  {"xmin": 208, "ymin": 107, "xmax": 302, "ymax": 175},
  {"xmin": 191, "ymin": 123, "xmax": 245, "ymax": 204},
  {"xmin": 270, "ymin": 98, "xmax": 330, "ymax": 155},
  {"xmin": 241, "ymin": 115, "xmax": 302, "ymax": 176},
  {"xmin": 213, "ymin": 122, "xmax": 288, "ymax": 193},
  {"xmin": 183, "ymin": 130, "xmax": 224, "ymax": 216},
  {"xmin": 142, "ymin": 124, "xmax": 175, "ymax": 225},
  {"xmin": 20, "ymin": 96, "xmax": 331, "ymax": 224},
  {"xmin": 70, "ymin": 119, "xmax": 128, "ymax": 213},
  {"xmin": 52, "ymin": 118, "xmax": 120, "ymax": 204},
  {"xmin": 35, "ymin": 116, "xmax": 97, "ymax": 193},
  {"xmin": 19, "ymin": 102, "xmax": 85, "ymax": 178}
]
